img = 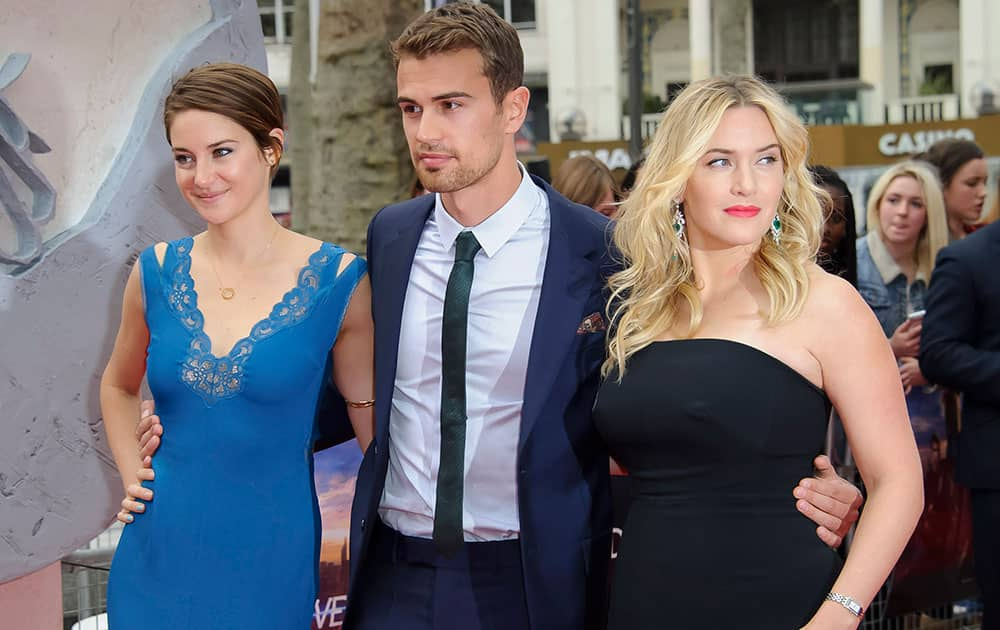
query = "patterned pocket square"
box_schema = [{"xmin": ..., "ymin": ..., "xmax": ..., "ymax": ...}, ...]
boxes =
[{"xmin": 577, "ymin": 312, "xmax": 606, "ymax": 334}]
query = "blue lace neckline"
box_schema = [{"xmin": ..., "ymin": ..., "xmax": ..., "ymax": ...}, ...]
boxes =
[{"xmin": 165, "ymin": 236, "xmax": 338, "ymax": 405}]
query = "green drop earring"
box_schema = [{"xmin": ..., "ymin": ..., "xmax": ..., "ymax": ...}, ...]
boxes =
[
  {"xmin": 770, "ymin": 213, "xmax": 782, "ymax": 244},
  {"xmin": 673, "ymin": 201, "xmax": 686, "ymax": 242}
]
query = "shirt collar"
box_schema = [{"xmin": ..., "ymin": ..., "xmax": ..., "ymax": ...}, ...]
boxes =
[
  {"xmin": 434, "ymin": 163, "xmax": 542, "ymax": 258},
  {"xmin": 866, "ymin": 231, "xmax": 927, "ymax": 284}
]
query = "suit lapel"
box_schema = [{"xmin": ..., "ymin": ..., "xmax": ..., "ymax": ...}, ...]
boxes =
[
  {"xmin": 372, "ymin": 187, "xmax": 601, "ymax": 452},
  {"xmin": 373, "ymin": 198, "xmax": 435, "ymax": 443},
  {"xmin": 519, "ymin": 185, "xmax": 602, "ymax": 450}
]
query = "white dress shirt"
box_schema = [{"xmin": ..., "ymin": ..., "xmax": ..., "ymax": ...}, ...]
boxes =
[{"xmin": 378, "ymin": 166, "xmax": 550, "ymax": 541}]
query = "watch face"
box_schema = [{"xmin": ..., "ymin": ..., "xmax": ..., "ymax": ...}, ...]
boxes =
[{"xmin": 827, "ymin": 592, "xmax": 864, "ymax": 617}]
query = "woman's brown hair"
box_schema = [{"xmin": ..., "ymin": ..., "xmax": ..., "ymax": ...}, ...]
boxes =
[
  {"xmin": 553, "ymin": 154, "xmax": 618, "ymax": 212},
  {"xmin": 164, "ymin": 63, "xmax": 284, "ymax": 175},
  {"xmin": 915, "ymin": 138, "xmax": 984, "ymax": 187}
]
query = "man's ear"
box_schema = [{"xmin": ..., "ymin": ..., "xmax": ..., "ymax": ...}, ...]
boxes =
[{"xmin": 502, "ymin": 86, "xmax": 531, "ymax": 135}]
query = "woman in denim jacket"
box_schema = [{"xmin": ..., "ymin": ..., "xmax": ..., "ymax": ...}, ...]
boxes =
[{"xmin": 857, "ymin": 161, "xmax": 949, "ymax": 392}]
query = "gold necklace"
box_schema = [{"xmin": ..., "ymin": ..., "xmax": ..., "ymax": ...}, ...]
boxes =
[{"xmin": 207, "ymin": 222, "xmax": 280, "ymax": 301}]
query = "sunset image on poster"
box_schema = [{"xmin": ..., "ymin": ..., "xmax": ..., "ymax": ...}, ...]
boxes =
[{"xmin": 312, "ymin": 443, "xmax": 363, "ymax": 629}]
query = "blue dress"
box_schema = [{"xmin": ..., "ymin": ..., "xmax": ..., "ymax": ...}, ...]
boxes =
[{"xmin": 107, "ymin": 237, "xmax": 366, "ymax": 629}]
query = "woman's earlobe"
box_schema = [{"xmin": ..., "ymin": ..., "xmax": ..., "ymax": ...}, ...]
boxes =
[{"xmin": 264, "ymin": 145, "xmax": 281, "ymax": 166}]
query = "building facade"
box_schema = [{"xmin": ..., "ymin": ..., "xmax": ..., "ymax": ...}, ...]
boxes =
[
  {"xmin": 639, "ymin": 0, "xmax": 999, "ymax": 131},
  {"xmin": 264, "ymin": 0, "xmax": 999, "ymax": 142}
]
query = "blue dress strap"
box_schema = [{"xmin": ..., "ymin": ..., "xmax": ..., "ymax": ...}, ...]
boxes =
[
  {"xmin": 320, "ymin": 248, "xmax": 367, "ymax": 338},
  {"xmin": 137, "ymin": 243, "xmax": 167, "ymax": 310}
]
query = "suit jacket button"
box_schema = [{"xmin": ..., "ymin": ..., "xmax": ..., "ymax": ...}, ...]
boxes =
[
  {"xmin": 361, "ymin": 519, "xmax": 367, "ymax": 531},
  {"xmin": 373, "ymin": 443, "xmax": 378, "ymax": 455}
]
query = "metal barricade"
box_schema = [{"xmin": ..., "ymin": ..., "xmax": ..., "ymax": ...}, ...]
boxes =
[{"xmin": 61, "ymin": 523, "xmax": 120, "ymax": 630}]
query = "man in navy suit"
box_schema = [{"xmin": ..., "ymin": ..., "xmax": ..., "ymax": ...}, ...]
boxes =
[
  {"xmin": 920, "ymin": 221, "xmax": 1000, "ymax": 629},
  {"xmin": 133, "ymin": 4, "xmax": 862, "ymax": 628},
  {"xmin": 342, "ymin": 6, "xmax": 613, "ymax": 628}
]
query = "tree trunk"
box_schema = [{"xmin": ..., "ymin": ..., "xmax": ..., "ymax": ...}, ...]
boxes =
[{"xmin": 289, "ymin": 0, "xmax": 422, "ymax": 253}]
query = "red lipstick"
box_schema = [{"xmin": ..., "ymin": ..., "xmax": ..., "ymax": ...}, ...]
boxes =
[{"xmin": 724, "ymin": 205, "xmax": 761, "ymax": 218}]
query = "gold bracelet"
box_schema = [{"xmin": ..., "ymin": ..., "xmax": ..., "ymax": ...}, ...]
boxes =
[{"xmin": 346, "ymin": 399, "xmax": 375, "ymax": 409}]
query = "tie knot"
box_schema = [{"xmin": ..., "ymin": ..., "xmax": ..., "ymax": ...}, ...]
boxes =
[{"xmin": 454, "ymin": 231, "xmax": 481, "ymax": 262}]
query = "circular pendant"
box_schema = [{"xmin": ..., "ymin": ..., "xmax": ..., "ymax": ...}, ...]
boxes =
[{"xmin": 220, "ymin": 287, "xmax": 236, "ymax": 300}]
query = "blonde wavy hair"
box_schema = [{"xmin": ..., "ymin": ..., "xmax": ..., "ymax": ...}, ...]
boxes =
[
  {"xmin": 604, "ymin": 75, "xmax": 825, "ymax": 380},
  {"xmin": 865, "ymin": 161, "xmax": 949, "ymax": 281}
]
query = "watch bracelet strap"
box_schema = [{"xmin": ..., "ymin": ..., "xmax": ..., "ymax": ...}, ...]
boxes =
[{"xmin": 826, "ymin": 591, "xmax": 865, "ymax": 617}]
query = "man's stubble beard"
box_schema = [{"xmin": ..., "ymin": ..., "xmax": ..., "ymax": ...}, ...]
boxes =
[
  {"xmin": 420, "ymin": 154, "xmax": 498, "ymax": 194},
  {"xmin": 416, "ymin": 126, "xmax": 505, "ymax": 194}
]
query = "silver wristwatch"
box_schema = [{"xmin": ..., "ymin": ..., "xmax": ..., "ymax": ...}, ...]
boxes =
[{"xmin": 825, "ymin": 592, "xmax": 864, "ymax": 617}]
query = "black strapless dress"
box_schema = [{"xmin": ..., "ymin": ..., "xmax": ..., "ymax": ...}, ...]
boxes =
[{"xmin": 594, "ymin": 339, "xmax": 841, "ymax": 629}]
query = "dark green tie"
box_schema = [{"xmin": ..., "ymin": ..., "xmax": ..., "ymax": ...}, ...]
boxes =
[{"xmin": 434, "ymin": 230, "xmax": 481, "ymax": 555}]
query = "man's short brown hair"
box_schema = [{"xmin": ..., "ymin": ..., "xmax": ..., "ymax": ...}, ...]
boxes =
[{"xmin": 391, "ymin": 1, "xmax": 524, "ymax": 104}]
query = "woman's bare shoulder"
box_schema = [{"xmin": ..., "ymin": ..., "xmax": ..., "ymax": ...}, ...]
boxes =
[
  {"xmin": 285, "ymin": 230, "xmax": 357, "ymax": 273},
  {"xmin": 806, "ymin": 264, "xmax": 863, "ymax": 309},
  {"xmin": 800, "ymin": 263, "xmax": 879, "ymax": 344},
  {"xmin": 284, "ymin": 230, "xmax": 325, "ymax": 252}
]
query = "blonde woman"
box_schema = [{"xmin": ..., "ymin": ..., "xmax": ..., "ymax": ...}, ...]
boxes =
[
  {"xmin": 856, "ymin": 162, "xmax": 949, "ymax": 393},
  {"xmin": 592, "ymin": 76, "xmax": 923, "ymax": 629}
]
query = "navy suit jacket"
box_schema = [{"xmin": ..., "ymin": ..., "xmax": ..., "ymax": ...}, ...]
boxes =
[
  {"xmin": 920, "ymin": 221, "xmax": 1000, "ymax": 489},
  {"xmin": 344, "ymin": 176, "xmax": 615, "ymax": 629}
]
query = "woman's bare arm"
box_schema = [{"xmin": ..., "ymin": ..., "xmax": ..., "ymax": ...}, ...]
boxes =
[
  {"xmin": 100, "ymin": 263, "xmax": 151, "ymax": 499},
  {"xmin": 331, "ymin": 270, "xmax": 375, "ymax": 452},
  {"xmin": 804, "ymin": 275, "xmax": 924, "ymax": 628}
]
